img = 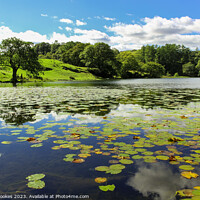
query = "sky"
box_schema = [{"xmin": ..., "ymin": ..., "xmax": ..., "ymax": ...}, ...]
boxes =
[{"xmin": 0, "ymin": 0, "xmax": 200, "ymax": 50}]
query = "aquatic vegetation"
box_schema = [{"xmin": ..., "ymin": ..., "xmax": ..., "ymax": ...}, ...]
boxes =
[
  {"xmin": 0, "ymin": 84, "xmax": 200, "ymax": 198},
  {"xmin": 95, "ymin": 177, "xmax": 107, "ymax": 183},
  {"xmin": 26, "ymin": 173, "xmax": 45, "ymax": 189},
  {"xmin": 99, "ymin": 184, "xmax": 115, "ymax": 192}
]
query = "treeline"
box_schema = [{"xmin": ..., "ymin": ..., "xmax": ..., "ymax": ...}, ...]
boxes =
[{"xmin": 34, "ymin": 41, "xmax": 200, "ymax": 78}]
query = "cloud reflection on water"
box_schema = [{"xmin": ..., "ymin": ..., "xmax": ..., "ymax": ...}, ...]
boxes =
[{"xmin": 127, "ymin": 162, "xmax": 200, "ymax": 200}]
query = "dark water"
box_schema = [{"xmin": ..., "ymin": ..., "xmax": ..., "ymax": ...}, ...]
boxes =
[{"xmin": 0, "ymin": 78, "xmax": 200, "ymax": 200}]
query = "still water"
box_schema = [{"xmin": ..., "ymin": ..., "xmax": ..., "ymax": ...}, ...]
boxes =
[{"xmin": 0, "ymin": 78, "xmax": 200, "ymax": 200}]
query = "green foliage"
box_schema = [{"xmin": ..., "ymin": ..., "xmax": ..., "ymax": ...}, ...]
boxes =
[
  {"xmin": 62, "ymin": 42, "xmax": 89, "ymax": 66},
  {"xmin": 80, "ymin": 42, "xmax": 117, "ymax": 78},
  {"xmin": 196, "ymin": 60, "xmax": 200, "ymax": 76},
  {"xmin": 182, "ymin": 62, "xmax": 197, "ymax": 77},
  {"xmin": 116, "ymin": 51, "xmax": 140, "ymax": 78},
  {"xmin": 0, "ymin": 37, "xmax": 42, "ymax": 83},
  {"xmin": 138, "ymin": 45, "xmax": 157, "ymax": 63},
  {"xmin": 155, "ymin": 44, "xmax": 191, "ymax": 75},
  {"xmin": 33, "ymin": 42, "xmax": 51, "ymax": 55},
  {"xmin": 141, "ymin": 62, "xmax": 165, "ymax": 78},
  {"xmin": 173, "ymin": 72, "xmax": 179, "ymax": 77}
]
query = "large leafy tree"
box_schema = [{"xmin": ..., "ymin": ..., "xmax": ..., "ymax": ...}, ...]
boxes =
[
  {"xmin": 116, "ymin": 51, "xmax": 139, "ymax": 78},
  {"xmin": 80, "ymin": 42, "xmax": 117, "ymax": 78},
  {"xmin": 0, "ymin": 37, "xmax": 42, "ymax": 83},
  {"xmin": 141, "ymin": 62, "xmax": 165, "ymax": 78},
  {"xmin": 33, "ymin": 42, "xmax": 51, "ymax": 55},
  {"xmin": 182, "ymin": 62, "xmax": 197, "ymax": 77},
  {"xmin": 155, "ymin": 44, "xmax": 191, "ymax": 75}
]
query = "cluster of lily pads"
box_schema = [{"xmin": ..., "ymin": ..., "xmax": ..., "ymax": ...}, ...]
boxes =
[
  {"xmin": 0, "ymin": 86, "xmax": 200, "ymax": 198},
  {"xmin": 26, "ymin": 174, "xmax": 45, "ymax": 189}
]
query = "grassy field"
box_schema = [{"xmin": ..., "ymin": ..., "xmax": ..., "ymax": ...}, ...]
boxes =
[{"xmin": 0, "ymin": 59, "xmax": 99, "ymax": 82}]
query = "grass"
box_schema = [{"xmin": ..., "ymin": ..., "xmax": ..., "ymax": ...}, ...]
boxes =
[{"xmin": 0, "ymin": 59, "xmax": 99, "ymax": 82}]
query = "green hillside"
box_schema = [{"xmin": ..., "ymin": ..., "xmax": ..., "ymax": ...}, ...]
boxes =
[{"xmin": 0, "ymin": 59, "xmax": 98, "ymax": 82}]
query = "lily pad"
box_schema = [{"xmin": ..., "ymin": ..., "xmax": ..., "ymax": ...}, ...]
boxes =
[
  {"xmin": 1, "ymin": 141, "xmax": 12, "ymax": 144},
  {"xmin": 95, "ymin": 166, "xmax": 109, "ymax": 172},
  {"xmin": 26, "ymin": 174, "xmax": 45, "ymax": 181},
  {"xmin": 179, "ymin": 165, "xmax": 195, "ymax": 171},
  {"xmin": 181, "ymin": 171, "xmax": 199, "ymax": 179},
  {"xmin": 27, "ymin": 180, "xmax": 45, "ymax": 189},
  {"xmin": 99, "ymin": 184, "xmax": 115, "ymax": 192},
  {"xmin": 95, "ymin": 177, "xmax": 107, "ymax": 183},
  {"xmin": 119, "ymin": 159, "xmax": 133, "ymax": 164}
]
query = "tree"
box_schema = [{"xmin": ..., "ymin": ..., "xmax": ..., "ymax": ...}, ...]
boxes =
[
  {"xmin": 196, "ymin": 60, "xmax": 200, "ymax": 76},
  {"xmin": 141, "ymin": 62, "xmax": 165, "ymax": 78},
  {"xmin": 0, "ymin": 37, "xmax": 42, "ymax": 83},
  {"xmin": 182, "ymin": 62, "xmax": 197, "ymax": 77},
  {"xmin": 116, "ymin": 51, "xmax": 139, "ymax": 78},
  {"xmin": 155, "ymin": 44, "xmax": 191, "ymax": 75},
  {"xmin": 34, "ymin": 42, "xmax": 51, "ymax": 55},
  {"xmin": 62, "ymin": 42, "xmax": 89, "ymax": 66},
  {"xmin": 80, "ymin": 42, "xmax": 117, "ymax": 78}
]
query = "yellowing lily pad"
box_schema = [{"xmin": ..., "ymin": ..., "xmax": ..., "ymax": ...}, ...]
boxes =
[
  {"xmin": 181, "ymin": 171, "xmax": 199, "ymax": 179},
  {"xmin": 95, "ymin": 177, "xmax": 107, "ymax": 183},
  {"xmin": 1, "ymin": 141, "xmax": 12, "ymax": 144}
]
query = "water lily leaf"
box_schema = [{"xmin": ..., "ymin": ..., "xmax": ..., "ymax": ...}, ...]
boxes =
[
  {"xmin": 176, "ymin": 189, "xmax": 194, "ymax": 197},
  {"xmin": 72, "ymin": 158, "xmax": 85, "ymax": 163},
  {"xmin": 132, "ymin": 155, "xmax": 143, "ymax": 159},
  {"xmin": 191, "ymin": 196, "xmax": 200, "ymax": 200},
  {"xmin": 11, "ymin": 133, "xmax": 21, "ymax": 135},
  {"xmin": 192, "ymin": 190, "xmax": 200, "ymax": 196},
  {"xmin": 95, "ymin": 166, "xmax": 109, "ymax": 172},
  {"xmin": 119, "ymin": 159, "xmax": 133, "ymax": 164},
  {"xmin": 109, "ymin": 164, "xmax": 125, "ymax": 170},
  {"xmin": 78, "ymin": 154, "xmax": 91, "ymax": 158},
  {"xmin": 106, "ymin": 169, "xmax": 122, "ymax": 174},
  {"xmin": 95, "ymin": 177, "xmax": 107, "ymax": 183},
  {"xmin": 27, "ymin": 180, "xmax": 45, "ymax": 189},
  {"xmin": 63, "ymin": 157, "xmax": 74, "ymax": 162},
  {"xmin": 179, "ymin": 165, "xmax": 195, "ymax": 170},
  {"xmin": 181, "ymin": 171, "xmax": 199, "ymax": 179},
  {"xmin": 99, "ymin": 184, "xmax": 115, "ymax": 192},
  {"xmin": 26, "ymin": 174, "xmax": 45, "ymax": 181},
  {"xmin": 1, "ymin": 141, "xmax": 12, "ymax": 144},
  {"xmin": 156, "ymin": 155, "xmax": 169, "ymax": 160},
  {"xmin": 51, "ymin": 146, "xmax": 61, "ymax": 150},
  {"xmin": 31, "ymin": 143, "xmax": 43, "ymax": 148}
]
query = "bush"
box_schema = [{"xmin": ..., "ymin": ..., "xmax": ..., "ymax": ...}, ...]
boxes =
[{"xmin": 141, "ymin": 62, "xmax": 165, "ymax": 78}]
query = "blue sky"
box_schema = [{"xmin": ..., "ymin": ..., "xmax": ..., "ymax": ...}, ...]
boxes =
[{"xmin": 0, "ymin": 0, "xmax": 200, "ymax": 50}]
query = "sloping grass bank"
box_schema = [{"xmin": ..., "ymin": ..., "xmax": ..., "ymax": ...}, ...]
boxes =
[{"xmin": 0, "ymin": 59, "xmax": 98, "ymax": 82}]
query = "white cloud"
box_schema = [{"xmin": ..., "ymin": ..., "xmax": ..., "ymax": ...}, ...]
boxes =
[
  {"xmin": 49, "ymin": 32, "xmax": 69, "ymax": 43},
  {"xmin": 41, "ymin": 14, "xmax": 48, "ymax": 17},
  {"xmin": 60, "ymin": 18, "xmax": 73, "ymax": 24},
  {"xmin": 73, "ymin": 28, "xmax": 110, "ymax": 43},
  {"xmin": 65, "ymin": 26, "xmax": 72, "ymax": 31},
  {"xmin": 106, "ymin": 16, "xmax": 200, "ymax": 50},
  {"xmin": 104, "ymin": 17, "xmax": 116, "ymax": 21},
  {"xmin": 76, "ymin": 20, "xmax": 87, "ymax": 26},
  {"xmin": 1, "ymin": 16, "xmax": 200, "ymax": 51},
  {"xmin": 0, "ymin": 26, "xmax": 48, "ymax": 43},
  {"xmin": 52, "ymin": 16, "xmax": 58, "ymax": 19}
]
